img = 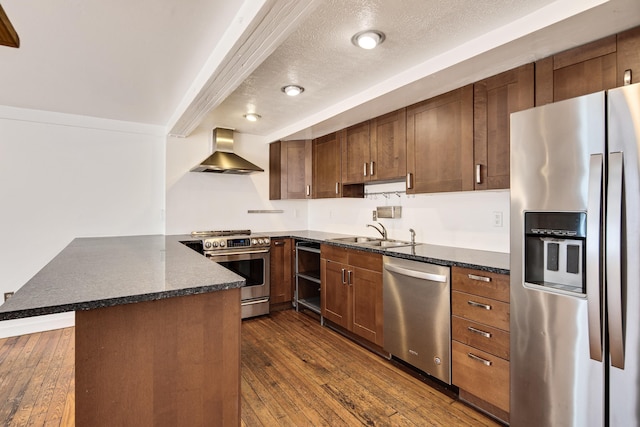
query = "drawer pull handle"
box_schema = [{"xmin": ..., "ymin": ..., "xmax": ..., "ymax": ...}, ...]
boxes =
[
  {"xmin": 306, "ymin": 185, "xmax": 311, "ymax": 196},
  {"xmin": 274, "ymin": 241, "xmax": 285, "ymax": 247},
  {"xmin": 363, "ymin": 162, "xmax": 368, "ymax": 177},
  {"xmin": 468, "ymin": 273, "xmax": 490, "ymax": 282},
  {"xmin": 468, "ymin": 352, "xmax": 492, "ymax": 366},
  {"xmin": 468, "ymin": 326, "xmax": 491, "ymax": 338},
  {"xmin": 341, "ymin": 268, "xmax": 347, "ymax": 285},
  {"xmin": 468, "ymin": 300, "xmax": 491, "ymax": 310}
]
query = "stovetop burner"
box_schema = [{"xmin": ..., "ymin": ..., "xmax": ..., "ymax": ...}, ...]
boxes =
[{"xmin": 190, "ymin": 229, "xmax": 251, "ymax": 238}]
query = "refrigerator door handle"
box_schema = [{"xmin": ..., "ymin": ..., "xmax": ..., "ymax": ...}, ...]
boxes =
[
  {"xmin": 607, "ymin": 151, "xmax": 625, "ymax": 369},
  {"xmin": 587, "ymin": 153, "xmax": 604, "ymax": 361}
]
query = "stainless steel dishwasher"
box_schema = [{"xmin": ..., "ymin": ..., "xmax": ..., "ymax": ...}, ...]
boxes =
[{"xmin": 383, "ymin": 256, "xmax": 451, "ymax": 384}]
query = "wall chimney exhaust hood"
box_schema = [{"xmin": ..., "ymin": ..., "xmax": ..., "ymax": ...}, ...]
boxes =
[{"xmin": 190, "ymin": 128, "xmax": 264, "ymax": 174}]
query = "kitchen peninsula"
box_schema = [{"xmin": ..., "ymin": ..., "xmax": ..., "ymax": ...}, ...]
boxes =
[{"xmin": 0, "ymin": 235, "xmax": 245, "ymax": 426}]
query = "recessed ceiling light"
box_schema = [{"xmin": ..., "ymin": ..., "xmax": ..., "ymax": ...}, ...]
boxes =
[
  {"xmin": 281, "ymin": 85, "xmax": 305, "ymax": 96},
  {"xmin": 352, "ymin": 30, "xmax": 385, "ymax": 50},
  {"xmin": 244, "ymin": 113, "xmax": 261, "ymax": 122}
]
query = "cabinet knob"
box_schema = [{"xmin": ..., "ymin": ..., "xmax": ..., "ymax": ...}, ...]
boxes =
[
  {"xmin": 406, "ymin": 173, "xmax": 413, "ymax": 189},
  {"xmin": 370, "ymin": 161, "xmax": 375, "ymax": 176},
  {"xmin": 475, "ymin": 164, "xmax": 482, "ymax": 184},
  {"xmin": 306, "ymin": 185, "xmax": 311, "ymax": 196},
  {"xmin": 363, "ymin": 162, "xmax": 368, "ymax": 177}
]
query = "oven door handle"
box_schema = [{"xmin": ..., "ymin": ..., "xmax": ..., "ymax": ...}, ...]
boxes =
[{"xmin": 207, "ymin": 249, "xmax": 270, "ymax": 257}]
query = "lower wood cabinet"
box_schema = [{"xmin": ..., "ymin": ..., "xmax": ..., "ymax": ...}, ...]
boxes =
[
  {"xmin": 270, "ymin": 238, "xmax": 294, "ymax": 310},
  {"xmin": 320, "ymin": 244, "xmax": 383, "ymax": 347},
  {"xmin": 451, "ymin": 266, "xmax": 510, "ymax": 423}
]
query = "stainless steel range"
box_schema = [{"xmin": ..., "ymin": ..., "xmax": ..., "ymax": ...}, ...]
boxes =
[{"xmin": 192, "ymin": 230, "xmax": 270, "ymax": 319}]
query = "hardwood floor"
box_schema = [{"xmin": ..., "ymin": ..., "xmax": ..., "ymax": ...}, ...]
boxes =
[{"xmin": 0, "ymin": 309, "xmax": 500, "ymax": 426}]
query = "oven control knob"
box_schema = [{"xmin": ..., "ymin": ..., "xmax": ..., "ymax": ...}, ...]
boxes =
[
  {"xmin": 264, "ymin": 238, "xmax": 269, "ymax": 245},
  {"xmin": 219, "ymin": 241, "xmax": 226, "ymax": 247},
  {"xmin": 204, "ymin": 241, "xmax": 212, "ymax": 249},
  {"xmin": 212, "ymin": 241, "xmax": 219, "ymax": 248},
  {"xmin": 252, "ymin": 239, "xmax": 258, "ymax": 245},
  {"xmin": 257, "ymin": 239, "xmax": 263, "ymax": 245}
]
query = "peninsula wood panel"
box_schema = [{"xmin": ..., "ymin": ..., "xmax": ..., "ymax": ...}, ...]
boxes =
[
  {"xmin": 407, "ymin": 85, "xmax": 474, "ymax": 194},
  {"xmin": 75, "ymin": 289, "xmax": 241, "ymax": 427}
]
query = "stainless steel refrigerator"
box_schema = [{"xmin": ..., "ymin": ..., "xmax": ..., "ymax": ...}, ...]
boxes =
[{"xmin": 510, "ymin": 82, "xmax": 640, "ymax": 426}]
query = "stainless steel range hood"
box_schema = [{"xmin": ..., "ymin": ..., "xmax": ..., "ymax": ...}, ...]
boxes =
[{"xmin": 190, "ymin": 128, "xmax": 264, "ymax": 174}]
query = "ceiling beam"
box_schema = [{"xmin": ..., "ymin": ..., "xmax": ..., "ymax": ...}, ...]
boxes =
[
  {"xmin": 167, "ymin": 0, "xmax": 321, "ymax": 137},
  {"xmin": 0, "ymin": 4, "xmax": 19, "ymax": 48}
]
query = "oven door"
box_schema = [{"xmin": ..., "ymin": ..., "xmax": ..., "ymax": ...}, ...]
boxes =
[{"xmin": 206, "ymin": 249, "xmax": 270, "ymax": 319}]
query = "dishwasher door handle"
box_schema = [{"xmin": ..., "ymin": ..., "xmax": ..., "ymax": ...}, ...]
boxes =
[{"xmin": 384, "ymin": 263, "xmax": 447, "ymax": 282}]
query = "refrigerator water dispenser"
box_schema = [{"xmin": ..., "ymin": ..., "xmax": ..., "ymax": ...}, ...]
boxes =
[{"xmin": 524, "ymin": 212, "xmax": 586, "ymax": 294}]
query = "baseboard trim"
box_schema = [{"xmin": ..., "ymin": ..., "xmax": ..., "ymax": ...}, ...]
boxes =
[{"xmin": 0, "ymin": 312, "xmax": 75, "ymax": 339}]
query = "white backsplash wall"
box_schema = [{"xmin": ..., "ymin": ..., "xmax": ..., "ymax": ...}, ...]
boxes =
[
  {"xmin": 308, "ymin": 182, "xmax": 509, "ymax": 253},
  {"xmin": 165, "ymin": 128, "xmax": 308, "ymax": 234}
]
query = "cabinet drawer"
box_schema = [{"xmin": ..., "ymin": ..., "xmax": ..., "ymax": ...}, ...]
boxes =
[
  {"xmin": 452, "ymin": 316, "xmax": 509, "ymax": 360},
  {"xmin": 452, "ymin": 341, "xmax": 509, "ymax": 413},
  {"xmin": 348, "ymin": 249, "xmax": 382, "ymax": 272},
  {"xmin": 452, "ymin": 267, "xmax": 509, "ymax": 302},
  {"xmin": 452, "ymin": 291, "xmax": 509, "ymax": 331},
  {"xmin": 321, "ymin": 244, "xmax": 349, "ymax": 263}
]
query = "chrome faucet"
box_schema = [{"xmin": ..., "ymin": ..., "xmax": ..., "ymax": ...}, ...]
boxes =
[
  {"xmin": 409, "ymin": 228, "xmax": 416, "ymax": 245},
  {"xmin": 367, "ymin": 222, "xmax": 387, "ymax": 240}
]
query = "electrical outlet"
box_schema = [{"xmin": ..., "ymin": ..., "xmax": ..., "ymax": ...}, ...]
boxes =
[
  {"xmin": 4, "ymin": 292, "xmax": 14, "ymax": 302},
  {"xmin": 492, "ymin": 211, "xmax": 503, "ymax": 227},
  {"xmin": 372, "ymin": 210, "xmax": 377, "ymax": 221}
]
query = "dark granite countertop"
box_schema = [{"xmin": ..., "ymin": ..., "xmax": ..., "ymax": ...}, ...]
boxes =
[
  {"xmin": 0, "ymin": 235, "xmax": 244, "ymax": 320},
  {"xmin": 258, "ymin": 230, "xmax": 510, "ymax": 274}
]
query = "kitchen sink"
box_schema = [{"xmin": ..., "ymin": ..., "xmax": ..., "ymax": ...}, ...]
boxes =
[{"xmin": 329, "ymin": 236, "xmax": 415, "ymax": 248}]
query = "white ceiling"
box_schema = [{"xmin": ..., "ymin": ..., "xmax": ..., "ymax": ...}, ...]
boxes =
[{"xmin": 1, "ymin": 0, "xmax": 639, "ymax": 142}]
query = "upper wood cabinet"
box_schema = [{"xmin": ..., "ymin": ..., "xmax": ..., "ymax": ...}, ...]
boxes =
[
  {"xmin": 617, "ymin": 26, "xmax": 640, "ymax": 87},
  {"xmin": 370, "ymin": 108, "xmax": 407, "ymax": 182},
  {"xmin": 473, "ymin": 64, "xmax": 534, "ymax": 190},
  {"xmin": 312, "ymin": 131, "xmax": 343, "ymax": 198},
  {"xmin": 406, "ymin": 85, "xmax": 474, "ymax": 194},
  {"xmin": 269, "ymin": 140, "xmax": 312, "ymax": 200},
  {"xmin": 535, "ymin": 29, "xmax": 640, "ymax": 105},
  {"xmin": 341, "ymin": 109, "xmax": 407, "ymax": 185},
  {"xmin": 342, "ymin": 121, "xmax": 371, "ymax": 184}
]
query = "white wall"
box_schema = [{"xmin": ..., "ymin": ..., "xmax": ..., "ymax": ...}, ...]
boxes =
[
  {"xmin": 166, "ymin": 128, "xmax": 308, "ymax": 234},
  {"xmin": 0, "ymin": 106, "xmax": 165, "ymax": 338}
]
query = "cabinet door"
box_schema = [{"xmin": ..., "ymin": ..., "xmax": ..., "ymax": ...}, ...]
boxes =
[
  {"xmin": 269, "ymin": 140, "xmax": 312, "ymax": 200},
  {"xmin": 270, "ymin": 238, "xmax": 293, "ymax": 306},
  {"xmin": 350, "ymin": 266, "xmax": 383, "ymax": 346},
  {"xmin": 370, "ymin": 108, "xmax": 407, "ymax": 182},
  {"xmin": 617, "ymin": 26, "xmax": 640, "ymax": 86},
  {"xmin": 321, "ymin": 259, "xmax": 350, "ymax": 328},
  {"xmin": 406, "ymin": 85, "xmax": 474, "ymax": 193},
  {"xmin": 536, "ymin": 35, "xmax": 617, "ymax": 105},
  {"xmin": 342, "ymin": 121, "xmax": 371, "ymax": 184},
  {"xmin": 474, "ymin": 64, "xmax": 534, "ymax": 190},
  {"xmin": 313, "ymin": 132, "xmax": 342, "ymax": 198}
]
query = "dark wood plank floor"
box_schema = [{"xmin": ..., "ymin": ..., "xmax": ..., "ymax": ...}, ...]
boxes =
[{"xmin": 0, "ymin": 309, "xmax": 500, "ymax": 426}]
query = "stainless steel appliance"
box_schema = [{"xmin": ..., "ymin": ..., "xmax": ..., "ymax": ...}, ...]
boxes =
[
  {"xmin": 510, "ymin": 83, "xmax": 640, "ymax": 426},
  {"xmin": 382, "ymin": 256, "xmax": 451, "ymax": 384},
  {"xmin": 192, "ymin": 230, "xmax": 270, "ymax": 319}
]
